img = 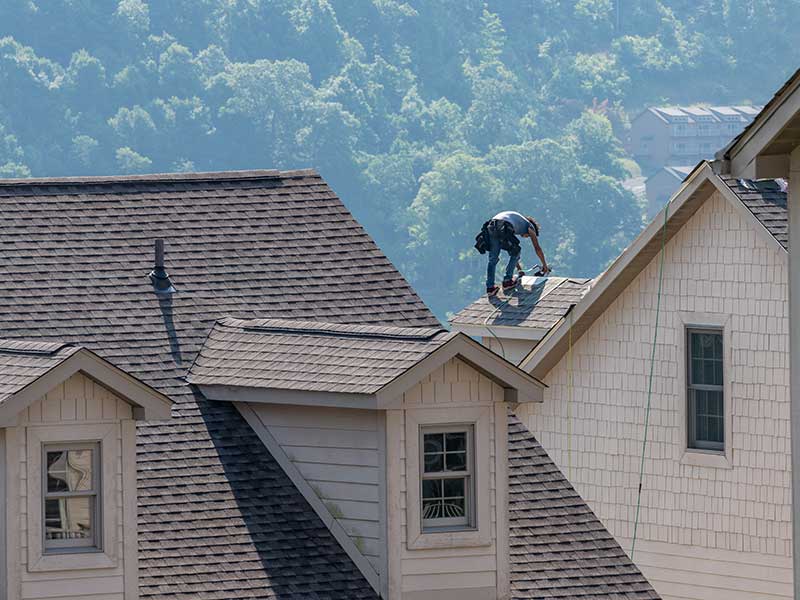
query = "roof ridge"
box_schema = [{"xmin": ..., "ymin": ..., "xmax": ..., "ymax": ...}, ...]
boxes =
[
  {"xmin": 0, "ymin": 339, "xmax": 75, "ymax": 356},
  {"xmin": 0, "ymin": 168, "xmax": 320, "ymax": 187},
  {"xmin": 220, "ymin": 317, "xmax": 447, "ymax": 342}
]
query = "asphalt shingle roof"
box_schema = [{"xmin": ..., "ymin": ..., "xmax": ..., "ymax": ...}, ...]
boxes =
[
  {"xmin": 508, "ymin": 414, "xmax": 659, "ymax": 600},
  {"xmin": 719, "ymin": 175, "xmax": 788, "ymax": 250},
  {"xmin": 188, "ymin": 317, "xmax": 454, "ymax": 394},
  {"xmin": 0, "ymin": 169, "xmax": 433, "ymax": 599},
  {"xmin": 0, "ymin": 339, "xmax": 78, "ymax": 404},
  {"xmin": 451, "ymin": 277, "xmax": 592, "ymax": 329}
]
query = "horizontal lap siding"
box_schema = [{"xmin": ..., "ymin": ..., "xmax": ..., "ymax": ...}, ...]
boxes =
[
  {"xmin": 251, "ymin": 404, "xmax": 382, "ymax": 568},
  {"xmin": 525, "ymin": 191, "xmax": 791, "ymax": 599},
  {"xmin": 400, "ymin": 358, "xmax": 500, "ymax": 598},
  {"xmin": 16, "ymin": 373, "xmax": 129, "ymax": 600}
]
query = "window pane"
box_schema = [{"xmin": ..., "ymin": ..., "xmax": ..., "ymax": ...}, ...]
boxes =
[
  {"xmin": 445, "ymin": 432, "xmax": 466, "ymax": 452},
  {"xmin": 423, "ymin": 433, "xmax": 443, "ymax": 454},
  {"xmin": 424, "ymin": 453, "xmax": 443, "ymax": 473},
  {"xmin": 443, "ymin": 478, "xmax": 465, "ymax": 498},
  {"xmin": 46, "ymin": 449, "xmax": 93, "ymax": 493},
  {"xmin": 693, "ymin": 389, "xmax": 724, "ymax": 444},
  {"xmin": 422, "ymin": 498, "xmax": 443, "ymax": 519},
  {"xmin": 44, "ymin": 496, "xmax": 93, "ymax": 541},
  {"xmin": 689, "ymin": 331, "xmax": 723, "ymax": 386},
  {"xmin": 422, "ymin": 479, "xmax": 442, "ymax": 500},
  {"xmin": 445, "ymin": 451, "xmax": 466, "ymax": 471}
]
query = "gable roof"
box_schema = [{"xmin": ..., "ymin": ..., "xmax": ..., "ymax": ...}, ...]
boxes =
[
  {"xmin": 718, "ymin": 68, "xmax": 800, "ymax": 177},
  {"xmin": 0, "ymin": 168, "xmax": 436, "ymax": 599},
  {"xmin": 520, "ymin": 162, "xmax": 787, "ymax": 379},
  {"xmin": 450, "ymin": 277, "xmax": 591, "ymax": 339},
  {"xmin": 718, "ymin": 175, "xmax": 788, "ymax": 249},
  {"xmin": 189, "ymin": 317, "xmax": 545, "ymax": 405},
  {"xmin": 507, "ymin": 414, "xmax": 659, "ymax": 600},
  {"xmin": 0, "ymin": 339, "xmax": 172, "ymax": 424}
]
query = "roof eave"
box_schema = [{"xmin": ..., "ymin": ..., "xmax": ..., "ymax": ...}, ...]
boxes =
[
  {"xmin": 193, "ymin": 383, "xmax": 378, "ymax": 410},
  {"xmin": 450, "ymin": 322, "xmax": 549, "ymax": 341}
]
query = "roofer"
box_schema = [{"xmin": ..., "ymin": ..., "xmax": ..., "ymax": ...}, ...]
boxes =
[{"xmin": 475, "ymin": 211, "xmax": 550, "ymax": 297}]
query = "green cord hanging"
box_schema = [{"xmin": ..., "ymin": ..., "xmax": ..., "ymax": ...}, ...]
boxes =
[{"xmin": 631, "ymin": 202, "xmax": 669, "ymax": 559}]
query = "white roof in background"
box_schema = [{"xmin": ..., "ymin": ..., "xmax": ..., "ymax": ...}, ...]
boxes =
[
  {"xmin": 710, "ymin": 106, "xmax": 740, "ymax": 116},
  {"xmin": 733, "ymin": 105, "xmax": 761, "ymax": 116},
  {"xmin": 682, "ymin": 106, "xmax": 714, "ymax": 117}
]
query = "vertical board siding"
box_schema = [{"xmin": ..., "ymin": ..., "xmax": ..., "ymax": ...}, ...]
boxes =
[
  {"xmin": 526, "ymin": 191, "xmax": 792, "ymax": 599},
  {"xmin": 251, "ymin": 404, "xmax": 382, "ymax": 569},
  {"xmin": 12, "ymin": 373, "xmax": 130, "ymax": 600},
  {"xmin": 399, "ymin": 358, "xmax": 503, "ymax": 598}
]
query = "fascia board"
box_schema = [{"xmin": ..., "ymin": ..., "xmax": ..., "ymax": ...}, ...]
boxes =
[
  {"xmin": 0, "ymin": 350, "xmax": 172, "ymax": 426},
  {"xmin": 195, "ymin": 383, "xmax": 378, "ymax": 410},
  {"xmin": 729, "ymin": 73, "xmax": 800, "ymax": 175}
]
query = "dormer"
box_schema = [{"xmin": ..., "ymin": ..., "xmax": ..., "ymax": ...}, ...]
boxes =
[
  {"xmin": 0, "ymin": 340, "xmax": 172, "ymax": 600},
  {"xmin": 188, "ymin": 318, "xmax": 544, "ymax": 600}
]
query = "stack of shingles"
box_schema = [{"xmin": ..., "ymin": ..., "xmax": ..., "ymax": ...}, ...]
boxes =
[{"xmin": 507, "ymin": 414, "xmax": 659, "ymax": 600}]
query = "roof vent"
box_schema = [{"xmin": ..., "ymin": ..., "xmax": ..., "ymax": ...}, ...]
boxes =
[{"xmin": 149, "ymin": 239, "xmax": 176, "ymax": 294}]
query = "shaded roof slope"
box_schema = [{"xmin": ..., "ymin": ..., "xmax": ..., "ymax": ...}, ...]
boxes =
[
  {"xmin": 188, "ymin": 317, "xmax": 453, "ymax": 394},
  {"xmin": 0, "ymin": 169, "xmax": 430, "ymax": 599},
  {"xmin": 0, "ymin": 339, "xmax": 78, "ymax": 404},
  {"xmin": 451, "ymin": 277, "xmax": 591, "ymax": 330},
  {"xmin": 718, "ymin": 176, "xmax": 788, "ymax": 250},
  {"xmin": 508, "ymin": 414, "xmax": 659, "ymax": 600}
]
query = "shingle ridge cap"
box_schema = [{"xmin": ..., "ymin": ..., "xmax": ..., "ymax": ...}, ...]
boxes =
[
  {"xmin": 0, "ymin": 338, "xmax": 77, "ymax": 356},
  {"xmin": 0, "ymin": 168, "xmax": 320, "ymax": 187},
  {"xmin": 218, "ymin": 317, "xmax": 449, "ymax": 342}
]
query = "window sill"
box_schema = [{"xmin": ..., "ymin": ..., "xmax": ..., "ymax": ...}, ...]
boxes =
[
  {"xmin": 408, "ymin": 528, "xmax": 491, "ymax": 550},
  {"xmin": 680, "ymin": 449, "xmax": 731, "ymax": 470},
  {"xmin": 29, "ymin": 550, "xmax": 116, "ymax": 572}
]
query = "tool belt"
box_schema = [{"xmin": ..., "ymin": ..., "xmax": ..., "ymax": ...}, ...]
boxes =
[{"xmin": 474, "ymin": 219, "xmax": 520, "ymax": 255}]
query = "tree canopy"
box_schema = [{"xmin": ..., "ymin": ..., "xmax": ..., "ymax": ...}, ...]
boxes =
[{"xmin": 1, "ymin": 0, "xmax": 797, "ymax": 318}]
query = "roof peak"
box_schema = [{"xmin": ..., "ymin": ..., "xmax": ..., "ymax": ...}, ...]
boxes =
[
  {"xmin": 0, "ymin": 168, "xmax": 319, "ymax": 187},
  {"xmin": 219, "ymin": 317, "xmax": 447, "ymax": 341}
]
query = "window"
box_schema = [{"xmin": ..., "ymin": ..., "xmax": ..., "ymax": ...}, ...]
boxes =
[
  {"xmin": 420, "ymin": 426, "xmax": 473, "ymax": 530},
  {"xmin": 687, "ymin": 329, "xmax": 724, "ymax": 451},
  {"xmin": 43, "ymin": 443, "xmax": 101, "ymax": 552}
]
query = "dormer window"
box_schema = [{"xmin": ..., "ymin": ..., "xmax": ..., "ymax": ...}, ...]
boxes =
[
  {"xmin": 421, "ymin": 427, "xmax": 474, "ymax": 530},
  {"xmin": 43, "ymin": 443, "xmax": 101, "ymax": 552}
]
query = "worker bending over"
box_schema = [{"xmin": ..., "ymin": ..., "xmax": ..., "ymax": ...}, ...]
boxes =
[{"xmin": 477, "ymin": 211, "xmax": 550, "ymax": 296}]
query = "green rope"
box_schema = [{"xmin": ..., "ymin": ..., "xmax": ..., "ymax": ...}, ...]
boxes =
[{"xmin": 631, "ymin": 203, "xmax": 669, "ymax": 559}]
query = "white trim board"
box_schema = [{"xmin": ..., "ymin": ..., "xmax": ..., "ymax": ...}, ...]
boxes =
[{"xmin": 234, "ymin": 402, "xmax": 381, "ymax": 594}]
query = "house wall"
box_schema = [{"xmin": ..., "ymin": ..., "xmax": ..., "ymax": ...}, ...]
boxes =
[
  {"xmin": 5, "ymin": 373, "xmax": 138, "ymax": 600},
  {"xmin": 519, "ymin": 190, "xmax": 792, "ymax": 599},
  {"xmin": 248, "ymin": 404, "xmax": 383, "ymax": 571},
  {"xmin": 386, "ymin": 357, "xmax": 508, "ymax": 600},
  {"xmin": 645, "ymin": 170, "xmax": 683, "ymax": 219},
  {"xmin": 481, "ymin": 337, "xmax": 535, "ymax": 366},
  {"xmin": 628, "ymin": 110, "xmax": 671, "ymax": 172}
]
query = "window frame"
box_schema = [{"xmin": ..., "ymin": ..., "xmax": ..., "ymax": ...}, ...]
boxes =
[
  {"xmin": 686, "ymin": 327, "xmax": 725, "ymax": 452},
  {"xmin": 42, "ymin": 442, "xmax": 102, "ymax": 553},
  {"xmin": 419, "ymin": 425, "xmax": 475, "ymax": 532}
]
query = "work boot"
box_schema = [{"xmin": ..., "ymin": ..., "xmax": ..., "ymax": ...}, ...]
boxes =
[
  {"xmin": 486, "ymin": 285, "xmax": 499, "ymax": 297},
  {"xmin": 502, "ymin": 278, "xmax": 518, "ymax": 292}
]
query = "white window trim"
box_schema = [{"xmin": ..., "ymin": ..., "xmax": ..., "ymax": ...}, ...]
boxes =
[
  {"xmin": 42, "ymin": 442, "xmax": 102, "ymax": 552},
  {"xmin": 27, "ymin": 424, "xmax": 118, "ymax": 572},
  {"xmin": 420, "ymin": 425, "xmax": 474, "ymax": 531},
  {"xmin": 676, "ymin": 312, "xmax": 733, "ymax": 469},
  {"xmin": 405, "ymin": 406, "xmax": 491, "ymax": 550}
]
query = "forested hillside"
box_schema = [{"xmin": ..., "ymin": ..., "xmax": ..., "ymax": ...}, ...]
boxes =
[{"xmin": 1, "ymin": 1, "xmax": 798, "ymax": 318}]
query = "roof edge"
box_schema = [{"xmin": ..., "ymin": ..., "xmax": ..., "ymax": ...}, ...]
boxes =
[{"xmin": 0, "ymin": 168, "xmax": 320, "ymax": 187}]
